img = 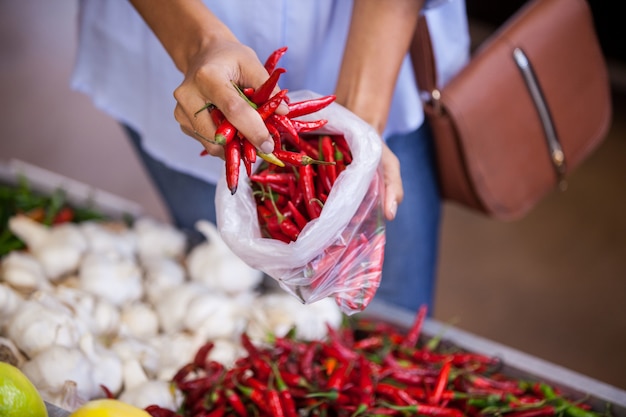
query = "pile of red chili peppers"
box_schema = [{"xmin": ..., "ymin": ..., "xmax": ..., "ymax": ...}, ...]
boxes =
[
  {"xmin": 144, "ymin": 305, "xmax": 602, "ymax": 417},
  {"xmin": 250, "ymin": 132, "xmax": 352, "ymax": 243}
]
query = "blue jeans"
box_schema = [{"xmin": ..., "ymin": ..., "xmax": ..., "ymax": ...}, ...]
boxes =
[{"xmin": 124, "ymin": 123, "xmax": 441, "ymax": 313}]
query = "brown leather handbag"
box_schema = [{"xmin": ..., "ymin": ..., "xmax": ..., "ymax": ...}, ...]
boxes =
[{"xmin": 411, "ymin": 0, "xmax": 612, "ymax": 221}]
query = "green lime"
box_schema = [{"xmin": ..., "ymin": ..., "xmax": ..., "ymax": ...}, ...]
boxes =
[{"xmin": 0, "ymin": 361, "xmax": 48, "ymax": 417}]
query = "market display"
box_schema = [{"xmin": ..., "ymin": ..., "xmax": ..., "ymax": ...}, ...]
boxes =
[
  {"xmin": 142, "ymin": 305, "xmax": 605, "ymax": 417},
  {"xmin": 0, "ymin": 178, "xmax": 617, "ymax": 417},
  {"xmin": 0, "ymin": 185, "xmax": 343, "ymax": 412}
]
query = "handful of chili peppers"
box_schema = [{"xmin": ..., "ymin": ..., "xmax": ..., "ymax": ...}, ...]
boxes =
[
  {"xmin": 145, "ymin": 305, "xmax": 604, "ymax": 417},
  {"xmin": 198, "ymin": 46, "xmax": 337, "ymax": 196}
]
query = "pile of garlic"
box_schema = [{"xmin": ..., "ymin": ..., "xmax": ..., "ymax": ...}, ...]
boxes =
[{"xmin": 0, "ymin": 215, "xmax": 343, "ymax": 412}]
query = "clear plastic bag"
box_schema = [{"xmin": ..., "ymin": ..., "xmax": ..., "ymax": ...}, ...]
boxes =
[{"xmin": 216, "ymin": 90, "xmax": 385, "ymax": 315}]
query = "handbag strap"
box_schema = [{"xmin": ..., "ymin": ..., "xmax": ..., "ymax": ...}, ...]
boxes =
[{"xmin": 410, "ymin": 15, "xmax": 442, "ymax": 112}]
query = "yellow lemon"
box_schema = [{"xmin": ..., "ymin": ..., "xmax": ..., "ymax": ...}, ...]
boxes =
[
  {"xmin": 0, "ymin": 361, "xmax": 48, "ymax": 417},
  {"xmin": 69, "ymin": 399, "xmax": 151, "ymax": 417}
]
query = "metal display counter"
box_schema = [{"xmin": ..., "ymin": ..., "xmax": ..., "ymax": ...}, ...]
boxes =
[{"xmin": 362, "ymin": 301, "xmax": 626, "ymax": 417}]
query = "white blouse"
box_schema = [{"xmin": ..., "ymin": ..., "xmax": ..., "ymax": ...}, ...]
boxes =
[{"xmin": 71, "ymin": 0, "xmax": 469, "ymax": 184}]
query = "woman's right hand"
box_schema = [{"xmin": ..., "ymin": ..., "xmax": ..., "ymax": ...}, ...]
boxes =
[
  {"xmin": 129, "ymin": 0, "xmax": 285, "ymax": 159},
  {"xmin": 173, "ymin": 39, "xmax": 284, "ymax": 159}
]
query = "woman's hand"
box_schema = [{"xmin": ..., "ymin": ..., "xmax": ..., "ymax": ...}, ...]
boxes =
[
  {"xmin": 173, "ymin": 40, "xmax": 283, "ymax": 159},
  {"xmin": 129, "ymin": 0, "xmax": 284, "ymax": 159}
]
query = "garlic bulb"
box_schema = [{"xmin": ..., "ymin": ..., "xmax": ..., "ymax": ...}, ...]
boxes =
[
  {"xmin": 79, "ymin": 333, "xmax": 123, "ymax": 396},
  {"xmin": 21, "ymin": 344, "xmax": 100, "ymax": 402},
  {"xmin": 141, "ymin": 256, "xmax": 186, "ymax": 305},
  {"xmin": 247, "ymin": 292, "xmax": 342, "ymax": 342},
  {"xmin": 8, "ymin": 215, "xmax": 87, "ymax": 280},
  {"xmin": 153, "ymin": 282, "xmax": 209, "ymax": 334},
  {"xmin": 78, "ymin": 251, "xmax": 143, "ymax": 306},
  {"xmin": 81, "ymin": 220, "xmax": 137, "ymax": 259},
  {"xmin": 110, "ymin": 337, "xmax": 160, "ymax": 380},
  {"xmin": 149, "ymin": 332, "xmax": 205, "ymax": 381},
  {"xmin": 187, "ymin": 220, "xmax": 263, "ymax": 294},
  {"xmin": 0, "ymin": 251, "xmax": 50, "ymax": 292},
  {"xmin": 39, "ymin": 380, "xmax": 88, "ymax": 413},
  {"xmin": 206, "ymin": 338, "xmax": 245, "ymax": 368},
  {"xmin": 119, "ymin": 362, "xmax": 182, "ymax": 410},
  {"xmin": 0, "ymin": 336, "xmax": 26, "ymax": 367},
  {"xmin": 7, "ymin": 297, "xmax": 83, "ymax": 357},
  {"xmin": 52, "ymin": 286, "xmax": 121, "ymax": 337},
  {"xmin": 183, "ymin": 291, "xmax": 252, "ymax": 341},
  {"xmin": 0, "ymin": 282, "xmax": 23, "ymax": 330},
  {"xmin": 120, "ymin": 302, "xmax": 159, "ymax": 340},
  {"xmin": 133, "ymin": 217, "xmax": 187, "ymax": 262}
]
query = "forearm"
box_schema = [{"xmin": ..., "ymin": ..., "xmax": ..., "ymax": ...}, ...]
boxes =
[
  {"xmin": 128, "ymin": 0, "xmax": 237, "ymax": 73},
  {"xmin": 335, "ymin": 0, "xmax": 424, "ymax": 134}
]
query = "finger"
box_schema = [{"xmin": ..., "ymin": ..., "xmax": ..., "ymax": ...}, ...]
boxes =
[
  {"xmin": 381, "ymin": 145, "xmax": 403, "ymax": 221},
  {"xmin": 177, "ymin": 104, "xmax": 225, "ymax": 159},
  {"xmin": 214, "ymin": 90, "xmax": 275, "ymax": 154}
]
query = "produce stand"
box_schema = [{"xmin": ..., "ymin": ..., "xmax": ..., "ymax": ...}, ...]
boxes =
[
  {"xmin": 3, "ymin": 159, "xmax": 624, "ymax": 416},
  {"xmin": 0, "ymin": 158, "xmax": 143, "ymax": 220},
  {"xmin": 42, "ymin": 301, "xmax": 626, "ymax": 417}
]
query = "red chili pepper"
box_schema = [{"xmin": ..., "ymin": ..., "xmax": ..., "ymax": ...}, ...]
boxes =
[
  {"xmin": 430, "ymin": 360, "xmax": 452, "ymax": 405},
  {"xmin": 52, "ymin": 206, "xmax": 74, "ymax": 224},
  {"xmin": 273, "ymin": 149, "xmax": 335, "ymax": 167},
  {"xmin": 256, "ymin": 88, "xmax": 288, "ymax": 120},
  {"xmin": 269, "ymin": 113, "xmax": 299, "ymax": 143},
  {"xmin": 506, "ymin": 406, "xmax": 558, "ymax": 417},
  {"xmin": 144, "ymin": 405, "xmax": 179, "ymax": 417},
  {"xmin": 299, "ymin": 164, "xmax": 322, "ymax": 220},
  {"xmin": 277, "ymin": 215, "xmax": 300, "ymax": 241},
  {"xmin": 300, "ymin": 341, "xmax": 320, "ymax": 383},
  {"xmin": 266, "ymin": 120, "xmax": 282, "ymax": 148},
  {"xmin": 325, "ymin": 359, "xmax": 352, "ymax": 391},
  {"xmin": 382, "ymin": 402, "xmax": 464, "ymax": 417},
  {"xmin": 209, "ymin": 106, "xmax": 225, "ymax": 125},
  {"xmin": 286, "ymin": 94, "xmax": 336, "ymax": 118},
  {"xmin": 236, "ymin": 384, "xmax": 269, "ymax": 414},
  {"xmin": 284, "ymin": 200, "xmax": 308, "ymax": 230},
  {"xmin": 99, "ymin": 384, "xmax": 115, "ymax": 399},
  {"xmin": 214, "ymin": 118, "xmax": 237, "ymax": 145},
  {"xmin": 266, "ymin": 388, "xmax": 286, "ymax": 417},
  {"xmin": 271, "ymin": 364, "xmax": 298, "ymax": 417},
  {"xmin": 251, "ymin": 68, "xmax": 286, "ymax": 105},
  {"xmin": 356, "ymin": 356, "xmax": 375, "ymax": 407},
  {"xmin": 250, "ymin": 172, "xmax": 296, "ymax": 184},
  {"xmin": 291, "ymin": 118, "xmax": 328, "ymax": 133},
  {"xmin": 401, "ymin": 304, "xmax": 429, "ymax": 348},
  {"xmin": 193, "ymin": 341, "xmax": 214, "ymax": 369},
  {"xmin": 320, "ymin": 135, "xmax": 338, "ymax": 185},
  {"xmin": 333, "ymin": 134, "xmax": 353, "ymax": 164},
  {"xmin": 264, "ymin": 46, "xmax": 288, "ymax": 73},
  {"xmin": 242, "ymin": 140, "xmax": 255, "ymax": 177},
  {"xmin": 224, "ymin": 137, "xmax": 242, "ymax": 195},
  {"xmin": 283, "ymin": 134, "xmax": 319, "ymax": 159},
  {"xmin": 352, "ymin": 336, "xmax": 385, "ymax": 351},
  {"xmin": 242, "ymin": 87, "xmax": 255, "ymax": 98},
  {"xmin": 225, "ymin": 388, "xmax": 249, "ymax": 417}
]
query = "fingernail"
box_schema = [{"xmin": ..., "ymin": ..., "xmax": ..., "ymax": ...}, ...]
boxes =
[
  {"xmin": 260, "ymin": 139, "xmax": 274, "ymax": 154},
  {"xmin": 389, "ymin": 200, "xmax": 398, "ymax": 220}
]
